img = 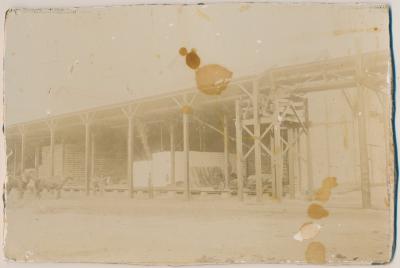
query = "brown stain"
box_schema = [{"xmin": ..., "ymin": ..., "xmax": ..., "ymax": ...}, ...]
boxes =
[
  {"xmin": 196, "ymin": 8, "xmax": 211, "ymax": 21},
  {"xmin": 300, "ymin": 221, "xmax": 312, "ymax": 229},
  {"xmin": 322, "ymin": 176, "xmax": 338, "ymax": 189},
  {"xmin": 186, "ymin": 50, "xmax": 201, "ymax": 70},
  {"xmin": 296, "ymin": 222, "xmax": 321, "ymax": 240},
  {"xmin": 179, "ymin": 47, "xmax": 187, "ymax": 56},
  {"xmin": 178, "ymin": 47, "xmax": 233, "ymax": 96},
  {"xmin": 177, "ymin": 6, "xmax": 183, "ymax": 14},
  {"xmin": 181, "ymin": 105, "xmax": 193, "ymax": 114},
  {"xmin": 195, "ymin": 64, "xmax": 232, "ymax": 95},
  {"xmin": 314, "ymin": 188, "xmax": 331, "ymax": 202},
  {"xmin": 239, "ymin": 4, "xmax": 250, "ymax": 12},
  {"xmin": 307, "ymin": 203, "xmax": 329, "ymax": 219},
  {"xmin": 300, "ymin": 178, "xmax": 336, "ymax": 262},
  {"xmin": 333, "ymin": 27, "xmax": 380, "ymax": 36},
  {"xmin": 305, "ymin": 242, "xmax": 326, "ymax": 264},
  {"xmin": 384, "ymin": 196, "xmax": 389, "ymax": 208},
  {"xmin": 314, "ymin": 176, "xmax": 337, "ymax": 202}
]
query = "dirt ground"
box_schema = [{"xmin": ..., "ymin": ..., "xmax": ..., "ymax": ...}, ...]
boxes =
[{"xmin": 3, "ymin": 189, "xmax": 393, "ymax": 265}]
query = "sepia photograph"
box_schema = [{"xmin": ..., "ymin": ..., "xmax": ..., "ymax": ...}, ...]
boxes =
[{"xmin": 1, "ymin": 2, "xmax": 397, "ymax": 265}]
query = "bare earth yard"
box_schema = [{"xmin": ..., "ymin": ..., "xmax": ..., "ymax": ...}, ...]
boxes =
[{"xmin": 4, "ymin": 190, "xmax": 393, "ymax": 265}]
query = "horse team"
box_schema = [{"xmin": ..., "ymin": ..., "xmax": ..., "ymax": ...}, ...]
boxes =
[
  {"xmin": 5, "ymin": 168, "xmax": 114, "ymax": 199},
  {"xmin": 6, "ymin": 169, "xmax": 74, "ymax": 199}
]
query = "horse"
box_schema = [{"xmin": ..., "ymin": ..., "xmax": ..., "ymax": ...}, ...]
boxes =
[
  {"xmin": 34, "ymin": 176, "xmax": 74, "ymax": 199},
  {"xmin": 91, "ymin": 175, "xmax": 111, "ymax": 195},
  {"xmin": 6, "ymin": 168, "xmax": 37, "ymax": 199}
]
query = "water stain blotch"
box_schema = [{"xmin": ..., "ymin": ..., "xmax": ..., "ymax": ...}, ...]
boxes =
[
  {"xmin": 179, "ymin": 47, "xmax": 232, "ymax": 95},
  {"xmin": 186, "ymin": 49, "xmax": 201, "ymax": 70},
  {"xmin": 195, "ymin": 64, "xmax": 232, "ymax": 95},
  {"xmin": 239, "ymin": 4, "xmax": 251, "ymax": 12},
  {"xmin": 314, "ymin": 176, "xmax": 338, "ymax": 202},
  {"xmin": 196, "ymin": 8, "xmax": 211, "ymax": 21},
  {"xmin": 179, "ymin": 47, "xmax": 188, "ymax": 56},
  {"xmin": 181, "ymin": 105, "xmax": 193, "ymax": 114},
  {"xmin": 307, "ymin": 203, "xmax": 329, "ymax": 219},
  {"xmin": 305, "ymin": 241, "xmax": 326, "ymax": 264},
  {"xmin": 384, "ymin": 196, "xmax": 389, "ymax": 208},
  {"xmin": 294, "ymin": 222, "xmax": 321, "ymax": 241}
]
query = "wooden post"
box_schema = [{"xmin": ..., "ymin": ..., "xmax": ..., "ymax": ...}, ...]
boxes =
[
  {"xmin": 20, "ymin": 132, "xmax": 25, "ymax": 174},
  {"xmin": 183, "ymin": 110, "xmax": 190, "ymax": 200},
  {"xmin": 13, "ymin": 141, "xmax": 18, "ymax": 177},
  {"xmin": 91, "ymin": 132, "xmax": 95, "ymax": 179},
  {"xmin": 61, "ymin": 139, "xmax": 65, "ymax": 177},
  {"xmin": 357, "ymin": 86, "xmax": 371, "ymax": 208},
  {"xmin": 199, "ymin": 125, "xmax": 203, "ymax": 151},
  {"xmin": 324, "ymin": 97, "xmax": 331, "ymax": 175},
  {"xmin": 223, "ymin": 115, "xmax": 229, "ymax": 189},
  {"xmin": 83, "ymin": 117, "xmax": 91, "ymax": 195},
  {"xmin": 351, "ymin": 49, "xmax": 371, "ymax": 208},
  {"xmin": 160, "ymin": 124, "xmax": 164, "ymax": 152},
  {"xmin": 49, "ymin": 128, "xmax": 55, "ymax": 177},
  {"xmin": 169, "ymin": 123, "xmax": 175, "ymax": 186},
  {"xmin": 34, "ymin": 146, "xmax": 40, "ymax": 174},
  {"xmin": 382, "ymin": 91, "xmax": 393, "ymax": 201},
  {"xmin": 304, "ymin": 99, "xmax": 314, "ymax": 195},
  {"xmin": 252, "ymin": 81, "xmax": 263, "ymax": 202},
  {"xmin": 127, "ymin": 116, "xmax": 134, "ymax": 198},
  {"xmin": 295, "ymin": 128, "xmax": 303, "ymax": 195},
  {"xmin": 136, "ymin": 119, "xmax": 153, "ymax": 199},
  {"xmin": 288, "ymin": 128, "xmax": 295, "ymax": 199},
  {"xmin": 354, "ymin": 39, "xmax": 371, "ymax": 209},
  {"xmin": 122, "ymin": 105, "xmax": 138, "ymax": 198},
  {"xmin": 351, "ymin": 118, "xmax": 359, "ymax": 185},
  {"xmin": 273, "ymin": 99, "xmax": 283, "ymax": 199},
  {"xmin": 235, "ymin": 100, "xmax": 244, "ymax": 201},
  {"xmin": 270, "ymin": 133, "xmax": 277, "ymax": 198}
]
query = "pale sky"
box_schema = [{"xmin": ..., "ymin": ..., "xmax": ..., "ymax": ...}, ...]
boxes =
[{"xmin": 4, "ymin": 3, "xmax": 390, "ymax": 124}]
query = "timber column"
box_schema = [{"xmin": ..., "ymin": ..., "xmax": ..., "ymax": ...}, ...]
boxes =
[
  {"xmin": 252, "ymin": 80, "xmax": 263, "ymax": 202},
  {"xmin": 18, "ymin": 126, "xmax": 25, "ymax": 174},
  {"xmin": 287, "ymin": 128, "xmax": 295, "ymax": 199},
  {"xmin": 223, "ymin": 115, "xmax": 230, "ymax": 189},
  {"xmin": 235, "ymin": 99, "xmax": 244, "ymax": 201},
  {"xmin": 127, "ymin": 117, "xmax": 134, "ymax": 198},
  {"xmin": 34, "ymin": 145, "xmax": 40, "ymax": 174},
  {"xmin": 304, "ymin": 99, "xmax": 314, "ymax": 195},
  {"xmin": 45, "ymin": 119, "xmax": 57, "ymax": 178},
  {"xmin": 49, "ymin": 124, "xmax": 56, "ymax": 177},
  {"xmin": 169, "ymin": 123, "xmax": 176, "ymax": 186},
  {"xmin": 294, "ymin": 128, "xmax": 303, "ymax": 196},
  {"xmin": 80, "ymin": 113, "xmax": 93, "ymax": 196},
  {"xmin": 182, "ymin": 104, "xmax": 192, "ymax": 200},
  {"xmin": 355, "ymin": 41, "xmax": 371, "ymax": 209},
  {"xmin": 356, "ymin": 87, "xmax": 371, "ymax": 208},
  {"xmin": 122, "ymin": 104, "xmax": 137, "ymax": 198},
  {"xmin": 13, "ymin": 141, "xmax": 18, "ymax": 177},
  {"xmin": 272, "ymin": 99, "xmax": 283, "ymax": 199}
]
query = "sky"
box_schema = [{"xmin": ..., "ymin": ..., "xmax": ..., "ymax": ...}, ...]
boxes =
[{"xmin": 4, "ymin": 3, "xmax": 390, "ymax": 124}]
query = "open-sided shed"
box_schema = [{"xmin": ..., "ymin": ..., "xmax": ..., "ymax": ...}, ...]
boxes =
[{"xmin": 5, "ymin": 50, "xmax": 391, "ymax": 208}]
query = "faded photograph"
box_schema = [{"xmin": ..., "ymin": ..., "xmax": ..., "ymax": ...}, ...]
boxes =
[{"xmin": 2, "ymin": 3, "xmax": 395, "ymax": 265}]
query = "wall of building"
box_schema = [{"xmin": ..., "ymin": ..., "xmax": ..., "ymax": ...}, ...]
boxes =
[
  {"xmin": 133, "ymin": 151, "xmax": 236, "ymax": 187},
  {"xmin": 305, "ymin": 90, "xmax": 388, "ymax": 191}
]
